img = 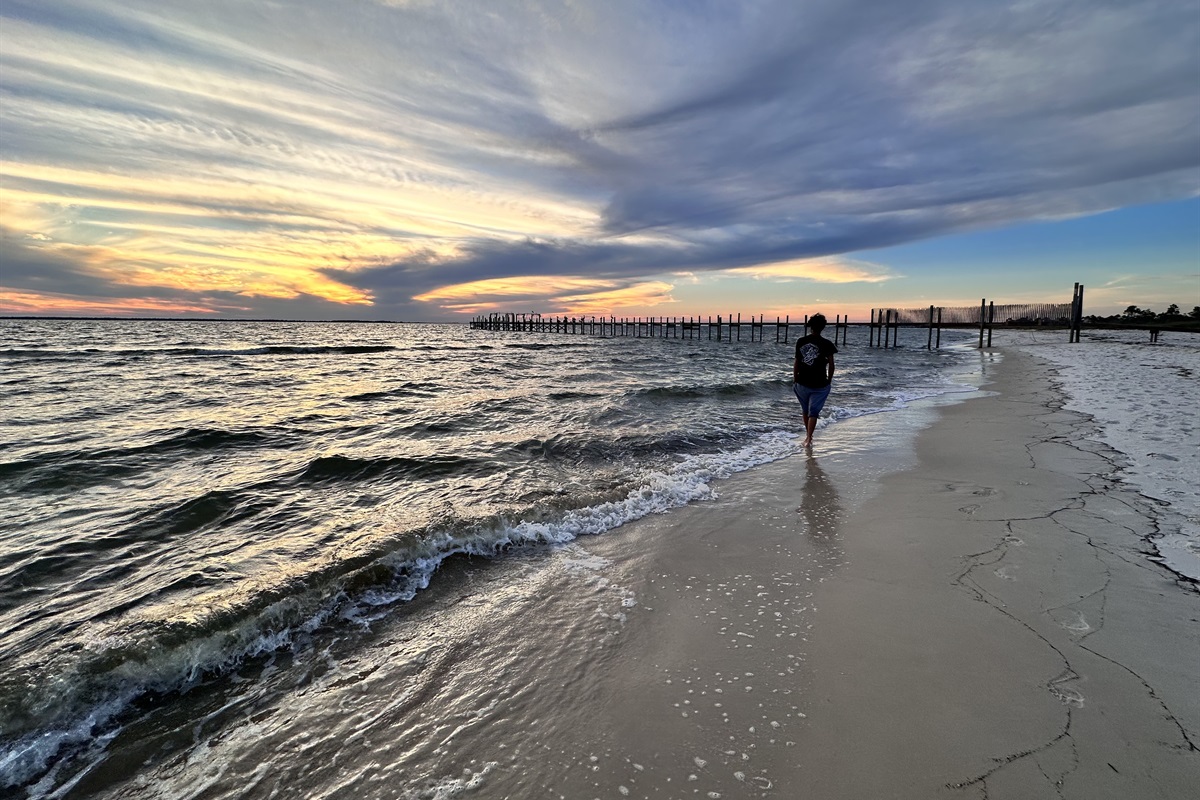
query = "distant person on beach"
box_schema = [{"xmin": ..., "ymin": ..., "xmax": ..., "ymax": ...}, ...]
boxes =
[{"xmin": 793, "ymin": 314, "xmax": 837, "ymax": 448}]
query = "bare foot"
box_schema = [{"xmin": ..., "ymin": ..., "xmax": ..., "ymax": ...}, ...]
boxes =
[{"xmin": 802, "ymin": 438, "xmax": 812, "ymax": 448}]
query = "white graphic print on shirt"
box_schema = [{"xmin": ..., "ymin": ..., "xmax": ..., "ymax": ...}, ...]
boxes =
[{"xmin": 799, "ymin": 342, "xmax": 820, "ymax": 366}]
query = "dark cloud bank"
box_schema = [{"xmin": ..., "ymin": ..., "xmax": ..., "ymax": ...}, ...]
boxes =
[{"xmin": 2, "ymin": 0, "xmax": 1197, "ymax": 318}]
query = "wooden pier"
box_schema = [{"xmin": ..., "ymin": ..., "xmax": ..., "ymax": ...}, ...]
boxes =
[
  {"xmin": 471, "ymin": 288, "xmax": 1083, "ymax": 350},
  {"xmin": 469, "ymin": 313, "xmax": 854, "ymax": 345}
]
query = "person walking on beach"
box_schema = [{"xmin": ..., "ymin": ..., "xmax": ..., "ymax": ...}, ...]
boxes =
[{"xmin": 793, "ymin": 313, "xmax": 837, "ymax": 448}]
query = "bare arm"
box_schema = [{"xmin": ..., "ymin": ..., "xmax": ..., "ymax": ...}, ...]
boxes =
[
  {"xmin": 793, "ymin": 358, "xmax": 800, "ymax": 384},
  {"xmin": 827, "ymin": 353, "xmax": 835, "ymax": 384}
]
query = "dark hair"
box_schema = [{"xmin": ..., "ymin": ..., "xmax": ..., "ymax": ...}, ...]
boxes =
[{"xmin": 809, "ymin": 313, "xmax": 827, "ymax": 333}]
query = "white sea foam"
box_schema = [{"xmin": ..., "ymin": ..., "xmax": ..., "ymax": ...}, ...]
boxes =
[
  {"xmin": 998, "ymin": 329, "xmax": 1200, "ymax": 581},
  {"xmin": 0, "ymin": 424, "xmax": 810, "ymax": 790}
]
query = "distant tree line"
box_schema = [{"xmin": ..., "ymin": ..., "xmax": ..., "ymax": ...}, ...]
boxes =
[{"xmin": 1083, "ymin": 303, "xmax": 1200, "ymax": 328}]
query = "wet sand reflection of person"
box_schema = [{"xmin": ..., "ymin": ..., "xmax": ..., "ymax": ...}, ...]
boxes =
[{"xmin": 798, "ymin": 453, "xmax": 843, "ymax": 568}]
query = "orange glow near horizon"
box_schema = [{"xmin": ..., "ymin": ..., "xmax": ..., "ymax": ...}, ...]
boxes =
[
  {"xmin": 0, "ymin": 290, "xmax": 219, "ymax": 316},
  {"xmin": 0, "ymin": 127, "xmax": 596, "ymax": 315}
]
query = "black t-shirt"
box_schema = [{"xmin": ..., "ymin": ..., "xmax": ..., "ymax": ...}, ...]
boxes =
[{"xmin": 794, "ymin": 334, "xmax": 837, "ymax": 389}]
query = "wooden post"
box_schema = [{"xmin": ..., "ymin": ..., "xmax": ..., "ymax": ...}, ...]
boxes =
[
  {"xmin": 784, "ymin": 315, "xmax": 790, "ymax": 344},
  {"xmin": 736, "ymin": 312, "xmax": 741, "ymax": 341},
  {"xmin": 978, "ymin": 298, "xmax": 986, "ymax": 349},
  {"xmin": 987, "ymin": 301, "xmax": 994, "ymax": 348},
  {"xmin": 936, "ymin": 307, "xmax": 942, "ymax": 349},
  {"xmin": 1070, "ymin": 283, "xmax": 1079, "ymax": 342},
  {"xmin": 869, "ymin": 309, "xmax": 876, "ymax": 347},
  {"xmin": 927, "ymin": 305, "xmax": 934, "ymax": 350},
  {"xmin": 1076, "ymin": 283, "xmax": 1083, "ymax": 342}
]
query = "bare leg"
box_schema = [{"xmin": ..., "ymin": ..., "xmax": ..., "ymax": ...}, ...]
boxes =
[{"xmin": 801, "ymin": 411, "xmax": 813, "ymax": 447}]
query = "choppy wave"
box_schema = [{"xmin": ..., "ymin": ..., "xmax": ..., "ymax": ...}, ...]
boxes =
[
  {"xmin": 290, "ymin": 453, "xmax": 494, "ymax": 485},
  {"xmin": 501, "ymin": 341, "xmax": 594, "ymax": 350},
  {"xmin": 0, "ymin": 344, "xmax": 397, "ymax": 359},
  {"xmin": 634, "ymin": 377, "xmax": 789, "ymax": 399},
  {"xmin": 0, "ymin": 429, "xmax": 802, "ymax": 789},
  {"xmin": 0, "ymin": 428, "xmax": 284, "ymax": 493},
  {"xmin": 345, "ymin": 383, "xmax": 439, "ymax": 402}
]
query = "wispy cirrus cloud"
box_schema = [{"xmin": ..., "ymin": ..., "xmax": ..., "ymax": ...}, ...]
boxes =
[
  {"xmin": 724, "ymin": 257, "xmax": 895, "ymax": 284},
  {"xmin": 1, "ymin": 1, "xmax": 1196, "ymax": 318},
  {"xmin": 413, "ymin": 275, "xmax": 675, "ymax": 315}
]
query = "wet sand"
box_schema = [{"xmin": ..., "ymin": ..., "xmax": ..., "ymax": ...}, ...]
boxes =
[{"xmin": 528, "ymin": 345, "xmax": 1199, "ymax": 799}]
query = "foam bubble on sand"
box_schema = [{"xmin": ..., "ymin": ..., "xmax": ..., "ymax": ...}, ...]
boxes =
[
  {"xmin": 1000, "ymin": 329, "xmax": 1200, "ymax": 581},
  {"xmin": 416, "ymin": 761, "xmax": 498, "ymax": 799},
  {"xmin": 559, "ymin": 548, "xmax": 613, "ymax": 573}
]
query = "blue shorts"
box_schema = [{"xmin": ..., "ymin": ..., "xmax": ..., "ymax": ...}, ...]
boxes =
[{"xmin": 793, "ymin": 383, "xmax": 831, "ymax": 417}]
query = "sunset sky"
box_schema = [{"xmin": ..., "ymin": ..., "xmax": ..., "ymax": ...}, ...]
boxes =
[{"xmin": 1, "ymin": 0, "xmax": 1197, "ymax": 321}]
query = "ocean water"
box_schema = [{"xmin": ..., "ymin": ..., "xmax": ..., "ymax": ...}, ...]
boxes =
[{"xmin": 0, "ymin": 318, "xmax": 987, "ymax": 796}]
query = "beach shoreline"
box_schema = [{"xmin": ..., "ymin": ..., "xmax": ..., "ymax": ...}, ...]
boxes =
[
  {"xmin": 498, "ymin": 342, "xmax": 1200, "ymax": 799},
  {"xmin": 6, "ymin": 331, "xmax": 1199, "ymax": 798}
]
